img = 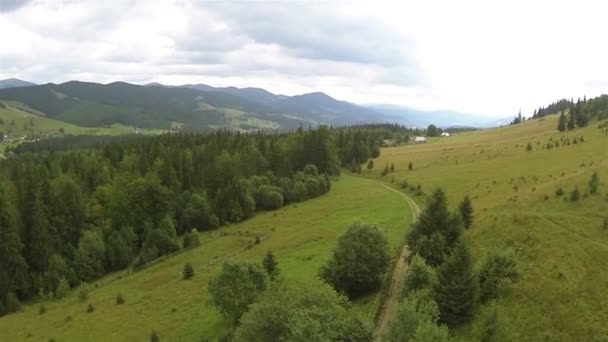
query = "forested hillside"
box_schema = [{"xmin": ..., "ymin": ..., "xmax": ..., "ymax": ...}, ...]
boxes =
[{"xmin": 0, "ymin": 124, "xmax": 411, "ymax": 316}]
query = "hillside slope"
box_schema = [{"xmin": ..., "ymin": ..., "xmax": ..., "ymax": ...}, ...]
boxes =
[
  {"xmin": 0, "ymin": 175, "xmax": 411, "ymax": 341},
  {"xmin": 370, "ymin": 114, "xmax": 608, "ymax": 340}
]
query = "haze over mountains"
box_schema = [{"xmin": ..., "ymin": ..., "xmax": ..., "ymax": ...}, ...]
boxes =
[{"xmin": 0, "ymin": 78, "xmax": 499, "ymax": 131}]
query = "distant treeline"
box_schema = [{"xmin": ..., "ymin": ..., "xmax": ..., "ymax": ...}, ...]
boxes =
[{"xmin": 0, "ymin": 124, "xmax": 412, "ymax": 316}]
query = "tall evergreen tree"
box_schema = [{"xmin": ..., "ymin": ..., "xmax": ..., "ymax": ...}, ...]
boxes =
[
  {"xmin": 557, "ymin": 112, "xmax": 567, "ymax": 132},
  {"xmin": 0, "ymin": 182, "xmax": 28, "ymax": 301},
  {"xmin": 567, "ymin": 112, "xmax": 576, "ymax": 130},
  {"xmin": 262, "ymin": 250, "xmax": 279, "ymax": 281},
  {"xmin": 434, "ymin": 241, "xmax": 478, "ymax": 327},
  {"xmin": 25, "ymin": 191, "xmax": 51, "ymax": 274},
  {"xmin": 458, "ymin": 195, "xmax": 473, "ymax": 229}
]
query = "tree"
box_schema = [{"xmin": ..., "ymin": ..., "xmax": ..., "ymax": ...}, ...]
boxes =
[
  {"xmin": 427, "ymin": 124, "xmax": 440, "ymax": 137},
  {"xmin": 25, "ymin": 191, "xmax": 51, "ymax": 274},
  {"xmin": 105, "ymin": 230, "xmax": 134, "ymax": 270},
  {"xmin": 0, "ymin": 182, "xmax": 28, "ymax": 302},
  {"xmin": 390, "ymin": 163, "xmax": 395, "ymax": 172},
  {"xmin": 367, "ymin": 159, "xmax": 374, "ymax": 171},
  {"xmin": 74, "ymin": 230, "xmax": 106, "ymax": 282},
  {"xmin": 403, "ymin": 255, "xmax": 436, "ymax": 297},
  {"xmin": 478, "ymin": 250, "xmax": 517, "ymax": 302},
  {"xmin": 557, "ymin": 112, "xmax": 567, "ymax": 132},
  {"xmin": 567, "ymin": 112, "xmax": 576, "ymax": 130},
  {"xmin": 387, "ymin": 290, "xmax": 442, "ymax": 342},
  {"xmin": 381, "ymin": 164, "xmax": 390, "ymax": 177},
  {"xmin": 234, "ymin": 279, "xmax": 372, "ymax": 342},
  {"xmin": 589, "ymin": 172, "xmax": 599, "ymax": 194},
  {"xmin": 208, "ymin": 262, "xmax": 269, "ymax": 323},
  {"xmin": 182, "ymin": 229, "xmax": 201, "ymax": 249},
  {"xmin": 458, "ymin": 195, "xmax": 473, "ymax": 229},
  {"xmin": 183, "ymin": 263, "xmax": 194, "ymax": 280},
  {"xmin": 320, "ymin": 223, "xmax": 390, "ymax": 297},
  {"xmin": 408, "ymin": 161, "xmax": 413, "ymax": 171},
  {"xmin": 434, "ymin": 241, "xmax": 478, "ymax": 327},
  {"xmin": 262, "ymin": 250, "xmax": 279, "ymax": 281}
]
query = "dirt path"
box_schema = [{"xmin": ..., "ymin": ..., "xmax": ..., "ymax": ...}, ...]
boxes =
[{"xmin": 374, "ymin": 183, "xmax": 421, "ymax": 341}]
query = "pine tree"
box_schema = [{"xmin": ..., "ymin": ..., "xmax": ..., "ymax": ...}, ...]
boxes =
[
  {"xmin": 26, "ymin": 191, "xmax": 51, "ymax": 274},
  {"xmin": 434, "ymin": 241, "xmax": 478, "ymax": 327},
  {"xmin": 408, "ymin": 161, "xmax": 413, "ymax": 171},
  {"xmin": 458, "ymin": 195, "xmax": 473, "ymax": 229},
  {"xmin": 262, "ymin": 250, "xmax": 279, "ymax": 281},
  {"xmin": 0, "ymin": 182, "xmax": 28, "ymax": 299},
  {"xmin": 366, "ymin": 159, "xmax": 374, "ymax": 171},
  {"xmin": 567, "ymin": 112, "xmax": 576, "ymax": 130},
  {"xmin": 557, "ymin": 112, "xmax": 567, "ymax": 132},
  {"xmin": 589, "ymin": 172, "xmax": 599, "ymax": 194}
]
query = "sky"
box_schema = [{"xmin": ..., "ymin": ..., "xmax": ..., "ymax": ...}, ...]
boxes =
[{"xmin": 1, "ymin": 0, "xmax": 608, "ymax": 118}]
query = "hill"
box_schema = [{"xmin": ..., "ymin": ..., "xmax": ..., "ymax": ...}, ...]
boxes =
[
  {"xmin": 0, "ymin": 81, "xmax": 389, "ymax": 132},
  {"xmin": 368, "ymin": 113, "xmax": 608, "ymax": 340},
  {"xmin": 0, "ymin": 78, "xmax": 36, "ymax": 89},
  {"xmin": 0, "ymin": 175, "xmax": 411, "ymax": 341}
]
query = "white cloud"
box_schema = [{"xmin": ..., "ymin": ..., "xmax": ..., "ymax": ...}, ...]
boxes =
[{"xmin": 1, "ymin": 0, "xmax": 607, "ymax": 118}]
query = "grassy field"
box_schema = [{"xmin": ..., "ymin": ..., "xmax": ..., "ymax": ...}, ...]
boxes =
[
  {"xmin": 0, "ymin": 175, "xmax": 411, "ymax": 341},
  {"xmin": 369, "ymin": 114, "xmax": 608, "ymax": 340}
]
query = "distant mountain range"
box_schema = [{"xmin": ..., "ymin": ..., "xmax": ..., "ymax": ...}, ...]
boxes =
[
  {"xmin": 0, "ymin": 78, "xmax": 37, "ymax": 89},
  {"xmin": 0, "ymin": 78, "xmax": 507, "ymax": 131}
]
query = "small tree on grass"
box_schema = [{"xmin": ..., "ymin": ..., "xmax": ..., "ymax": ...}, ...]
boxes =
[
  {"xmin": 557, "ymin": 112, "xmax": 567, "ymax": 132},
  {"xmin": 570, "ymin": 187, "xmax": 580, "ymax": 202},
  {"xmin": 458, "ymin": 195, "xmax": 474, "ymax": 229},
  {"xmin": 390, "ymin": 163, "xmax": 395, "ymax": 172},
  {"xmin": 78, "ymin": 284, "xmax": 89, "ymax": 302},
  {"xmin": 434, "ymin": 241, "xmax": 478, "ymax": 327},
  {"xmin": 408, "ymin": 161, "xmax": 413, "ymax": 171},
  {"xmin": 387, "ymin": 290, "xmax": 444, "ymax": 342},
  {"xmin": 182, "ymin": 229, "xmax": 200, "ymax": 249},
  {"xmin": 150, "ymin": 331, "xmax": 160, "ymax": 342},
  {"xmin": 209, "ymin": 262, "xmax": 269, "ymax": 323},
  {"xmin": 183, "ymin": 263, "xmax": 194, "ymax": 280},
  {"xmin": 402, "ymin": 255, "xmax": 436, "ymax": 297},
  {"xmin": 367, "ymin": 160, "xmax": 374, "ymax": 171},
  {"xmin": 116, "ymin": 293, "xmax": 125, "ymax": 305},
  {"xmin": 55, "ymin": 277, "xmax": 70, "ymax": 299},
  {"xmin": 320, "ymin": 223, "xmax": 390, "ymax": 298},
  {"xmin": 478, "ymin": 250, "xmax": 517, "ymax": 303},
  {"xmin": 86, "ymin": 303, "xmax": 94, "ymax": 313},
  {"xmin": 589, "ymin": 172, "xmax": 599, "ymax": 194},
  {"xmin": 262, "ymin": 250, "xmax": 279, "ymax": 281},
  {"xmin": 381, "ymin": 164, "xmax": 390, "ymax": 177}
]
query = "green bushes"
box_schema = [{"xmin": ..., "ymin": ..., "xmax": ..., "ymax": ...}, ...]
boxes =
[
  {"xmin": 182, "ymin": 229, "xmax": 201, "ymax": 249},
  {"xmin": 183, "ymin": 263, "xmax": 194, "ymax": 280},
  {"xmin": 478, "ymin": 250, "xmax": 517, "ymax": 303},
  {"xmin": 116, "ymin": 293, "xmax": 125, "ymax": 305},
  {"xmin": 55, "ymin": 277, "xmax": 70, "ymax": 299}
]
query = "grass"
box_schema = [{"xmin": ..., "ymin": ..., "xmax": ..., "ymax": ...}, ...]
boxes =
[
  {"xmin": 369, "ymin": 114, "xmax": 608, "ymax": 340},
  {"xmin": 0, "ymin": 174, "xmax": 411, "ymax": 341}
]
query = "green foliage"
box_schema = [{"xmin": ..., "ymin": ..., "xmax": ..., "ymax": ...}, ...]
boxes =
[
  {"xmin": 478, "ymin": 250, "xmax": 517, "ymax": 303},
  {"xmin": 55, "ymin": 277, "xmax": 70, "ymax": 299},
  {"xmin": 555, "ymin": 187, "xmax": 564, "ymax": 196},
  {"xmin": 182, "ymin": 229, "xmax": 201, "ymax": 249},
  {"xmin": 234, "ymin": 279, "xmax": 372, "ymax": 342},
  {"xmin": 478, "ymin": 306, "xmax": 499, "ymax": 342},
  {"xmin": 407, "ymin": 188, "xmax": 463, "ymax": 266},
  {"xmin": 39, "ymin": 303, "xmax": 47, "ymax": 315},
  {"xmin": 116, "ymin": 293, "xmax": 125, "ymax": 305},
  {"xmin": 570, "ymin": 187, "xmax": 580, "ymax": 202},
  {"xmin": 262, "ymin": 250, "xmax": 279, "ymax": 281},
  {"xmin": 78, "ymin": 283, "xmax": 89, "ymax": 302},
  {"xmin": 86, "ymin": 303, "xmax": 94, "ymax": 313},
  {"xmin": 381, "ymin": 164, "xmax": 390, "ymax": 177},
  {"xmin": 320, "ymin": 222, "xmax": 390, "ymax": 297},
  {"xmin": 387, "ymin": 290, "xmax": 443, "ymax": 342},
  {"xmin": 183, "ymin": 263, "xmax": 194, "ymax": 280},
  {"xmin": 367, "ymin": 159, "xmax": 374, "ymax": 170},
  {"xmin": 254, "ymin": 185, "xmax": 284, "ymax": 210},
  {"xmin": 557, "ymin": 112, "xmax": 567, "ymax": 132},
  {"xmin": 150, "ymin": 330, "xmax": 160, "ymax": 342},
  {"xmin": 408, "ymin": 161, "xmax": 413, "ymax": 171},
  {"xmin": 458, "ymin": 195, "xmax": 474, "ymax": 229},
  {"xmin": 589, "ymin": 172, "xmax": 599, "ymax": 194},
  {"xmin": 208, "ymin": 262, "xmax": 269, "ymax": 323},
  {"xmin": 74, "ymin": 230, "xmax": 106, "ymax": 282},
  {"xmin": 525, "ymin": 142, "xmax": 533, "ymax": 151},
  {"xmin": 434, "ymin": 241, "xmax": 478, "ymax": 327},
  {"xmin": 403, "ymin": 255, "xmax": 436, "ymax": 298},
  {"xmin": 4, "ymin": 292, "xmax": 21, "ymax": 314},
  {"xmin": 427, "ymin": 124, "xmax": 441, "ymax": 137}
]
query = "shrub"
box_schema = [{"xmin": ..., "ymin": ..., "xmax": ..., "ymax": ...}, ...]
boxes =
[
  {"xmin": 555, "ymin": 187, "xmax": 564, "ymax": 196},
  {"xmin": 570, "ymin": 187, "xmax": 581, "ymax": 202},
  {"xmin": 183, "ymin": 263, "xmax": 194, "ymax": 280},
  {"xmin": 589, "ymin": 172, "xmax": 599, "ymax": 194},
  {"xmin": 86, "ymin": 303, "xmax": 95, "ymax": 313},
  {"xmin": 320, "ymin": 223, "xmax": 390, "ymax": 298},
  {"xmin": 525, "ymin": 142, "xmax": 532, "ymax": 151},
  {"xmin": 39, "ymin": 304, "xmax": 47, "ymax": 315},
  {"xmin": 479, "ymin": 306, "xmax": 499, "ymax": 342},
  {"xmin": 603, "ymin": 218, "xmax": 608, "ymax": 230},
  {"xmin": 478, "ymin": 250, "xmax": 517, "ymax": 302},
  {"xmin": 402, "ymin": 255, "xmax": 436, "ymax": 297},
  {"xmin": 255, "ymin": 236, "xmax": 260, "ymax": 244},
  {"xmin": 408, "ymin": 161, "xmax": 413, "ymax": 171},
  {"xmin": 55, "ymin": 277, "xmax": 70, "ymax": 299},
  {"xmin": 78, "ymin": 284, "xmax": 89, "ymax": 302},
  {"xmin": 116, "ymin": 294, "xmax": 125, "ymax": 305},
  {"xmin": 254, "ymin": 185, "xmax": 284, "ymax": 210},
  {"xmin": 381, "ymin": 164, "xmax": 389, "ymax": 177},
  {"xmin": 182, "ymin": 229, "xmax": 201, "ymax": 249},
  {"xmin": 150, "ymin": 331, "xmax": 160, "ymax": 342}
]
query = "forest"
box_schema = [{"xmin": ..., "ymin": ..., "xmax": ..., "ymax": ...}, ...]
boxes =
[{"xmin": 0, "ymin": 124, "xmax": 412, "ymax": 316}]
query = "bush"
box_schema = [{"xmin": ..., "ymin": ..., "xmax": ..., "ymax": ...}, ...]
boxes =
[
  {"xmin": 402, "ymin": 255, "xmax": 436, "ymax": 298},
  {"xmin": 589, "ymin": 172, "xmax": 599, "ymax": 194},
  {"xmin": 182, "ymin": 229, "xmax": 201, "ymax": 249},
  {"xmin": 388, "ymin": 290, "xmax": 442, "ymax": 342},
  {"xmin": 320, "ymin": 223, "xmax": 390, "ymax": 298},
  {"xmin": 39, "ymin": 304, "xmax": 47, "ymax": 315},
  {"xmin": 116, "ymin": 294, "xmax": 125, "ymax": 305},
  {"xmin": 254, "ymin": 185, "xmax": 284, "ymax": 210},
  {"xmin": 86, "ymin": 303, "xmax": 94, "ymax": 313},
  {"xmin": 478, "ymin": 250, "xmax": 517, "ymax": 303},
  {"xmin": 78, "ymin": 284, "xmax": 89, "ymax": 302},
  {"xmin": 525, "ymin": 142, "xmax": 532, "ymax": 151},
  {"xmin": 555, "ymin": 187, "xmax": 564, "ymax": 196},
  {"xmin": 183, "ymin": 263, "xmax": 194, "ymax": 280},
  {"xmin": 55, "ymin": 277, "xmax": 70, "ymax": 299},
  {"xmin": 150, "ymin": 331, "xmax": 160, "ymax": 342},
  {"xmin": 570, "ymin": 187, "xmax": 581, "ymax": 202}
]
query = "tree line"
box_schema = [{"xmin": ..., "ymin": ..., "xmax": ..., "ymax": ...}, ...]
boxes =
[{"xmin": 0, "ymin": 124, "xmax": 409, "ymax": 316}]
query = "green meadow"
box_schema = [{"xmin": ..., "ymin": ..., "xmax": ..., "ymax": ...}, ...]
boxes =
[
  {"xmin": 370, "ymin": 114, "xmax": 608, "ymax": 340},
  {"xmin": 0, "ymin": 175, "xmax": 411, "ymax": 341}
]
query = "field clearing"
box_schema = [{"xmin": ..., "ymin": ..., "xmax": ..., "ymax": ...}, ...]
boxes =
[
  {"xmin": 370, "ymin": 114, "xmax": 608, "ymax": 340},
  {"xmin": 0, "ymin": 175, "xmax": 412, "ymax": 341}
]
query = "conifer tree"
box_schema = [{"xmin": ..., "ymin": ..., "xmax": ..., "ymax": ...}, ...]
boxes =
[
  {"xmin": 408, "ymin": 161, "xmax": 413, "ymax": 171},
  {"xmin": 434, "ymin": 241, "xmax": 478, "ymax": 327},
  {"xmin": 367, "ymin": 159, "xmax": 374, "ymax": 171},
  {"xmin": 458, "ymin": 195, "xmax": 473, "ymax": 229},
  {"xmin": 567, "ymin": 112, "xmax": 576, "ymax": 130},
  {"xmin": 0, "ymin": 182, "xmax": 28, "ymax": 299},
  {"xmin": 557, "ymin": 112, "xmax": 567, "ymax": 132},
  {"xmin": 26, "ymin": 191, "xmax": 51, "ymax": 274},
  {"xmin": 262, "ymin": 250, "xmax": 279, "ymax": 281}
]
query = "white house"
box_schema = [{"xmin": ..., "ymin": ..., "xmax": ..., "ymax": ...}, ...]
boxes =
[
  {"xmin": 441, "ymin": 132, "xmax": 450, "ymax": 137},
  {"xmin": 414, "ymin": 136, "xmax": 427, "ymax": 143}
]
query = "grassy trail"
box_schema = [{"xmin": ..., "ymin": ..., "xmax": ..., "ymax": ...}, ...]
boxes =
[{"xmin": 374, "ymin": 183, "xmax": 421, "ymax": 341}]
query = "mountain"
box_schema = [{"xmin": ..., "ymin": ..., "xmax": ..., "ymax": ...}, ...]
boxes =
[
  {"xmin": 0, "ymin": 78, "xmax": 36, "ymax": 89},
  {"xmin": 367, "ymin": 104, "xmax": 509, "ymax": 128},
  {"xmin": 0, "ymin": 81, "xmax": 388, "ymax": 131}
]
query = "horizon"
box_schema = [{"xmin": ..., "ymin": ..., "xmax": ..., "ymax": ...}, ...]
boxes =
[{"xmin": 2, "ymin": 1, "xmax": 608, "ymax": 118}]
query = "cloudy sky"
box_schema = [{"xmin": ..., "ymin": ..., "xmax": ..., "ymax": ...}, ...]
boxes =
[{"xmin": 1, "ymin": 0, "xmax": 607, "ymax": 118}]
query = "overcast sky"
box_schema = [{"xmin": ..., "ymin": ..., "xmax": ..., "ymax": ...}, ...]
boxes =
[{"xmin": 1, "ymin": 0, "xmax": 607, "ymax": 118}]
